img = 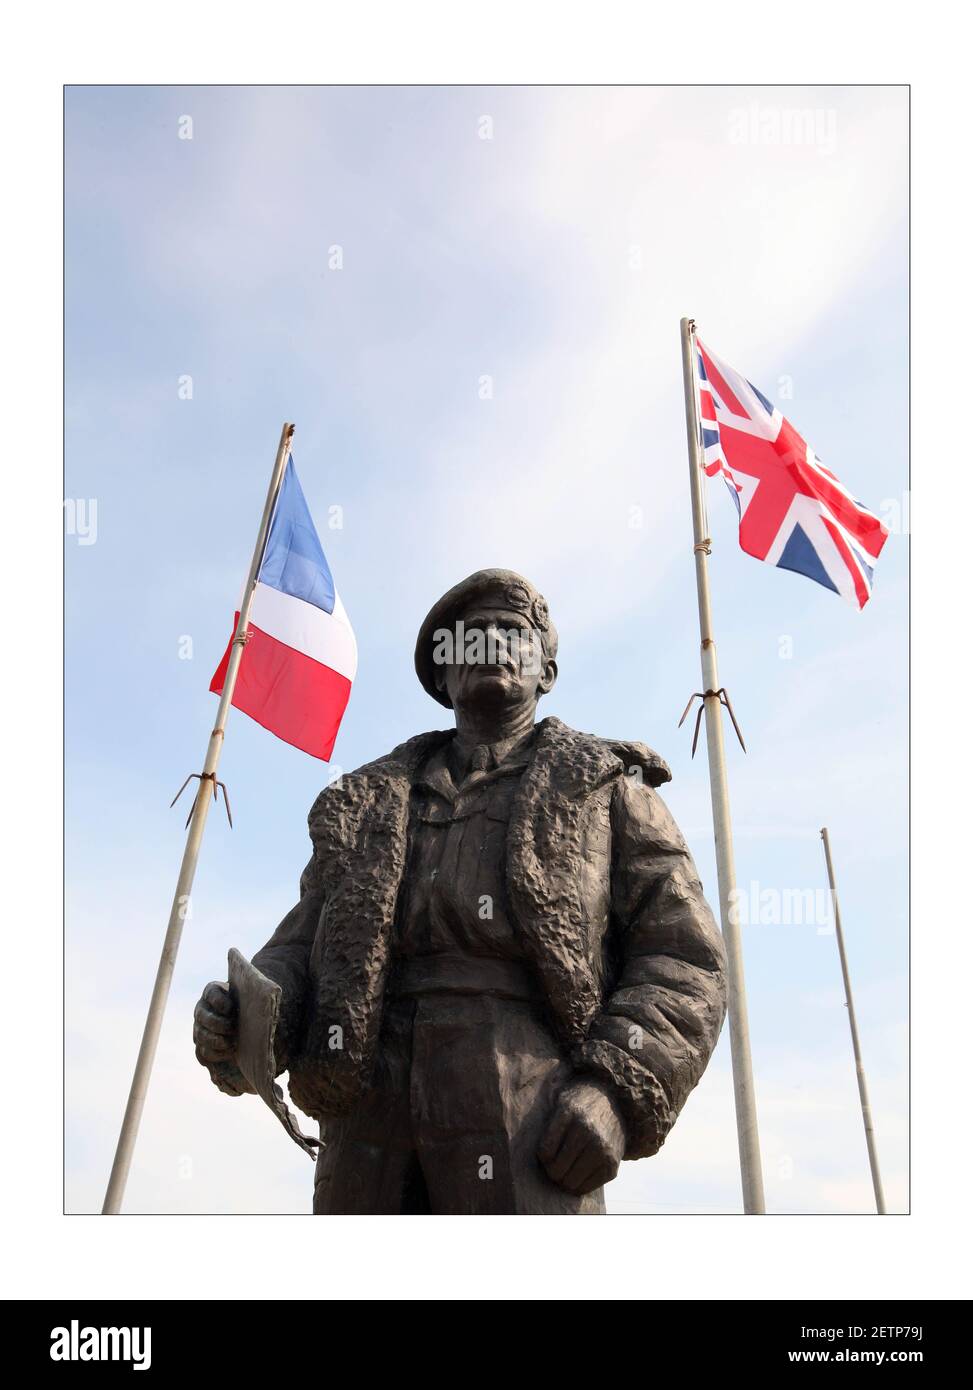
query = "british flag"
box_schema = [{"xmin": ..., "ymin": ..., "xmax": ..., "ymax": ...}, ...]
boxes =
[{"xmin": 695, "ymin": 336, "xmax": 889, "ymax": 609}]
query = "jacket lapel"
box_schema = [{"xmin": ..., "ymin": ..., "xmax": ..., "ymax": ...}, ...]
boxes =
[
  {"xmin": 505, "ymin": 717, "xmax": 625, "ymax": 1046},
  {"xmin": 290, "ymin": 731, "xmax": 449, "ymax": 1118}
]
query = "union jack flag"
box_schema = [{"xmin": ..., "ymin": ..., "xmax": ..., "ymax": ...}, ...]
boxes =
[{"xmin": 695, "ymin": 336, "xmax": 888, "ymax": 609}]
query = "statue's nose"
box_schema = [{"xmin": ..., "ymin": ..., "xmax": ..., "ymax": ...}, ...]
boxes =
[{"xmin": 487, "ymin": 626, "xmax": 513, "ymax": 664}]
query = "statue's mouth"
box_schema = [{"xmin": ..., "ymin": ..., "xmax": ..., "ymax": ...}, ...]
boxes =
[{"xmin": 467, "ymin": 664, "xmax": 512, "ymax": 679}]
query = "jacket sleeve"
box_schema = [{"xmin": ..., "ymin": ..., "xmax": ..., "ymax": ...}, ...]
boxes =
[
  {"xmin": 574, "ymin": 773, "xmax": 727, "ymax": 1160},
  {"xmin": 249, "ymin": 855, "xmax": 325, "ymax": 1076}
]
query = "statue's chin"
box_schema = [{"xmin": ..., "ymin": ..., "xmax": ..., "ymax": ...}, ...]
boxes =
[{"xmin": 457, "ymin": 674, "xmax": 524, "ymax": 715}]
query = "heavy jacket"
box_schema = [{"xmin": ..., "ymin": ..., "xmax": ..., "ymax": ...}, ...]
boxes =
[{"xmin": 250, "ymin": 716, "xmax": 727, "ymax": 1161}]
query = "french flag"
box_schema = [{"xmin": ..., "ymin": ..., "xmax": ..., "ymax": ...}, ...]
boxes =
[{"xmin": 210, "ymin": 458, "xmax": 356, "ymax": 760}]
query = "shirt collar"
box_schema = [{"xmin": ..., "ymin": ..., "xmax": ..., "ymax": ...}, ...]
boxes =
[{"xmin": 416, "ymin": 728, "xmax": 536, "ymax": 800}]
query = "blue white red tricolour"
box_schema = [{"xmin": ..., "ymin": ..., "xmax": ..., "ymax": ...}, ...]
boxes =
[
  {"xmin": 210, "ymin": 458, "xmax": 356, "ymax": 760},
  {"xmin": 695, "ymin": 336, "xmax": 888, "ymax": 609}
]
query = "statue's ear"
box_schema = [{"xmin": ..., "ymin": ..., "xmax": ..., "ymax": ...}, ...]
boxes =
[
  {"xmin": 537, "ymin": 657, "xmax": 558, "ymax": 697},
  {"xmin": 434, "ymin": 665, "xmax": 448, "ymax": 694}
]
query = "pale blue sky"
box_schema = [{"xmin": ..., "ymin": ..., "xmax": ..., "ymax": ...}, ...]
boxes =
[{"xmin": 65, "ymin": 85, "xmax": 908, "ymax": 1215}]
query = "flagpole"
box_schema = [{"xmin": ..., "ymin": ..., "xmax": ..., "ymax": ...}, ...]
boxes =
[
  {"xmin": 820, "ymin": 826, "xmax": 886, "ymax": 1214},
  {"xmin": 679, "ymin": 317, "xmax": 766, "ymax": 1214},
  {"xmin": 102, "ymin": 421, "xmax": 295, "ymax": 1215}
]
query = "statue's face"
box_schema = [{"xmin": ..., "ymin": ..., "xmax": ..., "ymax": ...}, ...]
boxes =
[{"xmin": 435, "ymin": 604, "xmax": 557, "ymax": 714}]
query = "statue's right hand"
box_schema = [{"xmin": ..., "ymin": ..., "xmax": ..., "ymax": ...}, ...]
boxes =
[{"xmin": 193, "ymin": 981, "xmax": 252, "ymax": 1096}]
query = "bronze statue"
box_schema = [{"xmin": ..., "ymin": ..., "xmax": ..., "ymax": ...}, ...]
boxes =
[{"xmin": 194, "ymin": 570, "xmax": 727, "ymax": 1213}]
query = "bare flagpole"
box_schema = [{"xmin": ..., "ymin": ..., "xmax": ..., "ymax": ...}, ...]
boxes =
[
  {"xmin": 102, "ymin": 422, "xmax": 295, "ymax": 1215},
  {"xmin": 679, "ymin": 318, "xmax": 766, "ymax": 1214},
  {"xmin": 820, "ymin": 826, "xmax": 886, "ymax": 1214}
]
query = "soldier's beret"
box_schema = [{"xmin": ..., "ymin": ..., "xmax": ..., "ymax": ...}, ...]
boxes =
[{"xmin": 414, "ymin": 568, "xmax": 558, "ymax": 708}]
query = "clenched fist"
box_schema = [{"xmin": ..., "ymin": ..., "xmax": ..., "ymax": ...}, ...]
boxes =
[
  {"xmin": 192, "ymin": 980, "xmax": 254, "ymax": 1097},
  {"xmin": 538, "ymin": 1078, "xmax": 626, "ymax": 1195}
]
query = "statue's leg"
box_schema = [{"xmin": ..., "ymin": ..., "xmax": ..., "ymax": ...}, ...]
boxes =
[
  {"xmin": 499, "ymin": 1001, "xmax": 606, "ymax": 1216},
  {"xmin": 410, "ymin": 995, "xmax": 605, "ymax": 1215},
  {"xmin": 312, "ymin": 1000, "xmax": 423, "ymax": 1214}
]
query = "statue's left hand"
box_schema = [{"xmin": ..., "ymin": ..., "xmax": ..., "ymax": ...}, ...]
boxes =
[{"xmin": 538, "ymin": 1078, "xmax": 626, "ymax": 1195}]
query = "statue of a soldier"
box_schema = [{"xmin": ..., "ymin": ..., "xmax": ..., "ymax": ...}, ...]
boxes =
[{"xmin": 194, "ymin": 570, "xmax": 727, "ymax": 1213}]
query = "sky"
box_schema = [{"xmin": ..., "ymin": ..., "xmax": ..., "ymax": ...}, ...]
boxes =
[{"xmin": 65, "ymin": 85, "xmax": 908, "ymax": 1217}]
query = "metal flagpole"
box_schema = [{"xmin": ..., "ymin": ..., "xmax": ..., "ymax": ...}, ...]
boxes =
[
  {"xmin": 820, "ymin": 826, "xmax": 886, "ymax": 1214},
  {"xmin": 102, "ymin": 422, "xmax": 295, "ymax": 1215},
  {"xmin": 679, "ymin": 317, "xmax": 766, "ymax": 1213}
]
